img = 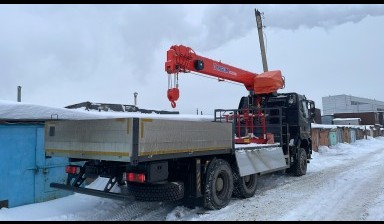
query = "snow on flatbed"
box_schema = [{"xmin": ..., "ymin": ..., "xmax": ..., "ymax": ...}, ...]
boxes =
[{"xmin": 235, "ymin": 143, "xmax": 280, "ymax": 149}]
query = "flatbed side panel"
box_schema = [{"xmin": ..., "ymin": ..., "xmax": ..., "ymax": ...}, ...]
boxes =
[
  {"xmin": 235, "ymin": 146, "xmax": 287, "ymax": 177},
  {"xmin": 138, "ymin": 119, "xmax": 233, "ymax": 157},
  {"xmin": 45, "ymin": 119, "xmax": 133, "ymax": 162}
]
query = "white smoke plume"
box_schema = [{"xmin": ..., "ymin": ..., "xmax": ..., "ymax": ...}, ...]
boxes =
[
  {"xmin": 197, "ymin": 4, "xmax": 384, "ymax": 51},
  {"xmin": 1, "ymin": 4, "xmax": 383, "ymax": 108}
]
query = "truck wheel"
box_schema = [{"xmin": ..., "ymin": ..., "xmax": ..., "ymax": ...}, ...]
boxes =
[
  {"xmin": 232, "ymin": 169, "xmax": 257, "ymax": 198},
  {"xmin": 128, "ymin": 181, "xmax": 184, "ymax": 202},
  {"xmin": 293, "ymin": 148, "xmax": 307, "ymax": 176},
  {"xmin": 232, "ymin": 163, "xmax": 257, "ymax": 198},
  {"xmin": 204, "ymin": 159, "xmax": 234, "ymax": 210}
]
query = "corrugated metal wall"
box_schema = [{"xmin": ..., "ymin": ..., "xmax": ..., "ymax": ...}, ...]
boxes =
[
  {"xmin": 0, "ymin": 124, "xmax": 71, "ymax": 208},
  {"xmin": 311, "ymin": 126, "xmax": 372, "ymax": 151},
  {"xmin": 322, "ymin": 94, "xmax": 384, "ymax": 115}
]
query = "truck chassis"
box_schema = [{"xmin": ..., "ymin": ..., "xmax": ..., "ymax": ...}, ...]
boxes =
[{"xmin": 49, "ymin": 102, "xmax": 312, "ymax": 210}]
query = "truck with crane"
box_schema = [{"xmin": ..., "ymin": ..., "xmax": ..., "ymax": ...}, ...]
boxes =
[{"xmin": 47, "ymin": 10, "xmax": 316, "ymax": 210}]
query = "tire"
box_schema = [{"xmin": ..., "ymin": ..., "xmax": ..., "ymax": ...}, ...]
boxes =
[
  {"xmin": 203, "ymin": 159, "xmax": 234, "ymax": 210},
  {"xmin": 232, "ymin": 164, "xmax": 257, "ymax": 198},
  {"xmin": 128, "ymin": 181, "xmax": 184, "ymax": 202},
  {"xmin": 292, "ymin": 148, "xmax": 307, "ymax": 176}
]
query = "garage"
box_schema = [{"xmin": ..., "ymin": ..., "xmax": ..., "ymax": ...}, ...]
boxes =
[{"xmin": 0, "ymin": 122, "xmax": 71, "ymax": 208}]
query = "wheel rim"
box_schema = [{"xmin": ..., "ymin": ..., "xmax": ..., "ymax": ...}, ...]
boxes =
[
  {"xmin": 215, "ymin": 171, "xmax": 229, "ymax": 199},
  {"xmin": 216, "ymin": 177, "xmax": 224, "ymax": 192},
  {"xmin": 244, "ymin": 175, "xmax": 256, "ymax": 189}
]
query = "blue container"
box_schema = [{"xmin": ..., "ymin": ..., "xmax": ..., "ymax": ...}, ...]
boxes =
[{"xmin": 0, "ymin": 123, "xmax": 72, "ymax": 208}]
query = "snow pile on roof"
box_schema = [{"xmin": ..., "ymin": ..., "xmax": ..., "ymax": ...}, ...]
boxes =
[
  {"xmin": 69, "ymin": 108, "xmax": 214, "ymax": 121},
  {"xmin": 311, "ymin": 123, "xmax": 373, "ymax": 130},
  {"xmin": 0, "ymin": 100, "xmax": 213, "ymax": 121},
  {"xmin": 0, "ymin": 100, "xmax": 105, "ymax": 120},
  {"xmin": 333, "ymin": 118, "xmax": 361, "ymax": 121}
]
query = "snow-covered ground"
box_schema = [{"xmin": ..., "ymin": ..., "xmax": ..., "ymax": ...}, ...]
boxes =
[{"xmin": 1, "ymin": 136, "xmax": 384, "ymax": 221}]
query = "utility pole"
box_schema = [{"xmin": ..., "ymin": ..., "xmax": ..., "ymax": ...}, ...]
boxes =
[{"xmin": 255, "ymin": 9, "xmax": 268, "ymax": 72}]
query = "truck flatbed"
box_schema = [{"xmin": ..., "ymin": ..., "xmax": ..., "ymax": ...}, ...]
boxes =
[{"xmin": 45, "ymin": 117, "xmax": 233, "ymax": 164}]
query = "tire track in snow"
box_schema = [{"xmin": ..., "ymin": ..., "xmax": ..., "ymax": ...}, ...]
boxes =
[
  {"xmin": 100, "ymin": 200, "xmax": 183, "ymax": 221},
  {"xmin": 173, "ymin": 145, "xmax": 384, "ymax": 221},
  {"xmin": 55, "ymin": 142, "xmax": 384, "ymax": 221},
  {"xmin": 294, "ymin": 147, "xmax": 384, "ymax": 221},
  {"xmin": 103, "ymin": 201, "xmax": 165, "ymax": 221},
  {"xmin": 234, "ymin": 145, "xmax": 384, "ymax": 221}
]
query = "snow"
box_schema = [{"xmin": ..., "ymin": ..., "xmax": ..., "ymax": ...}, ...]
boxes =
[
  {"xmin": 235, "ymin": 143, "xmax": 280, "ymax": 148},
  {"xmin": 0, "ymin": 100, "xmax": 212, "ymax": 121},
  {"xmin": 311, "ymin": 123, "xmax": 372, "ymax": 130},
  {"xmin": 1, "ymin": 136, "xmax": 384, "ymax": 220},
  {"xmin": 333, "ymin": 118, "xmax": 361, "ymax": 121}
]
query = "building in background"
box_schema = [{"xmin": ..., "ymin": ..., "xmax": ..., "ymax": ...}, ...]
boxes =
[
  {"xmin": 321, "ymin": 115, "xmax": 334, "ymax": 124},
  {"xmin": 333, "ymin": 118, "xmax": 361, "ymax": 125},
  {"xmin": 333, "ymin": 112, "xmax": 383, "ymax": 126},
  {"xmin": 322, "ymin": 94, "xmax": 384, "ymax": 116}
]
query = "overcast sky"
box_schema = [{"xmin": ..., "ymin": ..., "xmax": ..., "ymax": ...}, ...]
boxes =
[{"xmin": 1, "ymin": 4, "xmax": 384, "ymax": 115}]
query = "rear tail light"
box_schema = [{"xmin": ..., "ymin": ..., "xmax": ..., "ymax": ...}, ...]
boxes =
[
  {"xmin": 65, "ymin": 165, "xmax": 80, "ymax": 174},
  {"xmin": 123, "ymin": 172, "xmax": 146, "ymax": 183}
]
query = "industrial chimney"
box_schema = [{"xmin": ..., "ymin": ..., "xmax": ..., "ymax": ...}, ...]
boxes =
[
  {"xmin": 17, "ymin": 86, "xmax": 22, "ymax": 102},
  {"xmin": 134, "ymin": 92, "xmax": 138, "ymax": 106}
]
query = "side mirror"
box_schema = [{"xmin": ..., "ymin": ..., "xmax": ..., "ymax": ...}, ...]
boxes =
[{"xmin": 308, "ymin": 100, "xmax": 316, "ymax": 119}]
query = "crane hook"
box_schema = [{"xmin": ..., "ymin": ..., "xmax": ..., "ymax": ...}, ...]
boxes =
[{"xmin": 167, "ymin": 88, "xmax": 179, "ymax": 108}]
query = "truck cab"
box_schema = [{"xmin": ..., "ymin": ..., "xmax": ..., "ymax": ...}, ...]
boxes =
[{"xmin": 238, "ymin": 92, "xmax": 315, "ymax": 169}]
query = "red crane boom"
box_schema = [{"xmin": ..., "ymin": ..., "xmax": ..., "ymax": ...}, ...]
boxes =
[{"xmin": 165, "ymin": 45, "xmax": 285, "ymax": 108}]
